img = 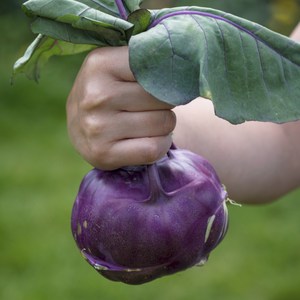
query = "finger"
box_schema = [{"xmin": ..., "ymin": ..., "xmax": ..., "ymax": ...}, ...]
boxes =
[
  {"xmin": 80, "ymin": 109, "xmax": 176, "ymax": 141},
  {"xmin": 88, "ymin": 47, "xmax": 174, "ymax": 111},
  {"xmin": 96, "ymin": 135, "xmax": 173, "ymax": 170},
  {"xmin": 109, "ymin": 47, "xmax": 135, "ymax": 82},
  {"xmin": 111, "ymin": 110, "xmax": 176, "ymax": 140},
  {"xmin": 110, "ymin": 82, "xmax": 174, "ymax": 112},
  {"xmin": 89, "ymin": 47, "xmax": 136, "ymax": 82},
  {"xmin": 75, "ymin": 75, "xmax": 173, "ymax": 113},
  {"xmin": 79, "ymin": 47, "xmax": 174, "ymax": 112}
]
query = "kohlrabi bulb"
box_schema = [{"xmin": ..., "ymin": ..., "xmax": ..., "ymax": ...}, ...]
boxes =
[{"xmin": 71, "ymin": 145, "xmax": 229, "ymax": 284}]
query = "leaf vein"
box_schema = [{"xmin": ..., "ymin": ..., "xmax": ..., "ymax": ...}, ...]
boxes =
[
  {"xmin": 239, "ymin": 32, "xmax": 251, "ymax": 104},
  {"xmin": 162, "ymin": 23, "xmax": 175, "ymax": 87},
  {"xmin": 215, "ymin": 21, "xmax": 228, "ymax": 73},
  {"xmin": 89, "ymin": 0, "xmax": 118, "ymax": 15},
  {"xmin": 151, "ymin": 10, "xmax": 300, "ymax": 68},
  {"xmin": 190, "ymin": 15, "xmax": 209, "ymax": 96},
  {"xmin": 215, "ymin": 20, "xmax": 232, "ymax": 99},
  {"xmin": 78, "ymin": 7, "xmax": 91, "ymax": 17}
]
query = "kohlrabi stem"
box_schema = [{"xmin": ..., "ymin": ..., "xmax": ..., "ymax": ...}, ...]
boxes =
[
  {"xmin": 167, "ymin": 143, "xmax": 177, "ymax": 159},
  {"xmin": 147, "ymin": 164, "xmax": 166, "ymax": 200},
  {"xmin": 115, "ymin": 0, "xmax": 128, "ymax": 20}
]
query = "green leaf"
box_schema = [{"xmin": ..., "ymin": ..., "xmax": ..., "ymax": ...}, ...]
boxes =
[
  {"xmin": 13, "ymin": 34, "xmax": 96, "ymax": 81},
  {"xmin": 31, "ymin": 18, "xmax": 110, "ymax": 46},
  {"xmin": 31, "ymin": 17, "xmax": 130, "ymax": 46},
  {"xmin": 13, "ymin": 2, "xmax": 300, "ymax": 125},
  {"xmin": 22, "ymin": 0, "xmax": 133, "ymax": 37},
  {"xmin": 13, "ymin": 0, "xmax": 135, "ymax": 80},
  {"xmin": 129, "ymin": 7, "xmax": 300, "ymax": 124},
  {"xmin": 74, "ymin": 0, "xmax": 119, "ymax": 17},
  {"xmin": 128, "ymin": 9, "xmax": 152, "ymax": 35}
]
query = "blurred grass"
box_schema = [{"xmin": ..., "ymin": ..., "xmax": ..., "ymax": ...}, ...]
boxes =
[{"xmin": 1, "ymin": 2, "xmax": 300, "ymax": 300}]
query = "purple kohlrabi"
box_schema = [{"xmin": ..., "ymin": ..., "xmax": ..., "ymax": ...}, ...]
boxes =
[{"xmin": 71, "ymin": 145, "xmax": 229, "ymax": 284}]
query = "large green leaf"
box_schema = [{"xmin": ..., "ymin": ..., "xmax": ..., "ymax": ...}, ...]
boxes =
[
  {"xmin": 13, "ymin": 2, "xmax": 300, "ymax": 124},
  {"xmin": 129, "ymin": 7, "xmax": 300, "ymax": 124}
]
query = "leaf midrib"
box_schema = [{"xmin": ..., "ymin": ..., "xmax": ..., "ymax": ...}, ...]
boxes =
[{"xmin": 149, "ymin": 10, "xmax": 300, "ymax": 68}]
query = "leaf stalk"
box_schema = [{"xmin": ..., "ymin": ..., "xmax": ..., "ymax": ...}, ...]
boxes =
[{"xmin": 115, "ymin": 0, "xmax": 128, "ymax": 20}]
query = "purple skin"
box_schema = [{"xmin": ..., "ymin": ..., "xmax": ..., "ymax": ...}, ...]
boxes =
[{"xmin": 71, "ymin": 145, "xmax": 228, "ymax": 284}]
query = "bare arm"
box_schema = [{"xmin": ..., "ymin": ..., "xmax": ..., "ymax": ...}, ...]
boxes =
[
  {"xmin": 173, "ymin": 101, "xmax": 300, "ymax": 204},
  {"xmin": 173, "ymin": 24, "xmax": 300, "ymax": 204}
]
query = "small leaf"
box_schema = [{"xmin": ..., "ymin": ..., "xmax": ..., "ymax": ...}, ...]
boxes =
[
  {"xmin": 13, "ymin": 34, "xmax": 96, "ymax": 81},
  {"xmin": 128, "ymin": 9, "xmax": 152, "ymax": 35},
  {"xmin": 129, "ymin": 7, "xmax": 300, "ymax": 124},
  {"xmin": 31, "ymin": 17, "xmax": 109, "ymax": 46},
  {"xmin": 75, "ymin": 0, "xmax": 119, "ymax": 16},
  {"xmin": 22, "ymin": 0, "xmax": 133, "ymax": 37},
  {"xmin": 14, "ymin": 0, "xmax": 135, "ymax": 80}
]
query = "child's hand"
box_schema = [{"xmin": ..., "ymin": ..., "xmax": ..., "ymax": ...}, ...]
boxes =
[{"xmin": 67, "ymin": 46, "xmax": 176, "ymax": 170}]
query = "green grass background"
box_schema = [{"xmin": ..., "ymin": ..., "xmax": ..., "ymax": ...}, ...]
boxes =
[{"xmin": 1, "ymin": 1, "xmax": 300, "ymax": 300}]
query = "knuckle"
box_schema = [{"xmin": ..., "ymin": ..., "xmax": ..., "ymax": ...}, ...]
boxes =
[
  {"xmin": 84, "ymin": 48, "xmax": 112, "ymax": 71},
  {"xmin": 97, "ymin": 89, "xmax": 115, "ymax": 108},
  {"xmin": 84, "ymin": 48, "xmax": 104, "ymax": 69},
  {"xmin": 79, "ymin": 89, "xmax": 98, "ymax": 111},
  {"xmin": 79, "ymin": 83, "xmax": 116, "ymax": 112},
  {"xmin": 81, "ymin": 114, "xmax": 104, "ymax": 137},
  {"xmin": 79, "ymin": 51, "xmax": 116, "ymax": 112}
]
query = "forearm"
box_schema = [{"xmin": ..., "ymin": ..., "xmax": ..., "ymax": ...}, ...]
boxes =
[
  {"xmin": 173, "ymin": 23, "xmax": 300, "ymax": 204},
  {"xmin": 173, "ymin": 100, "xmax": 300, "ymax": 204}
]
